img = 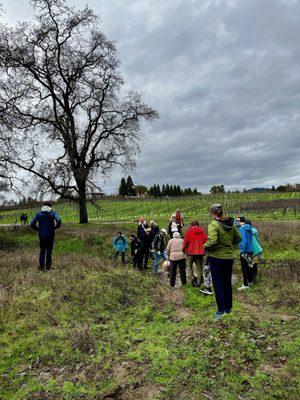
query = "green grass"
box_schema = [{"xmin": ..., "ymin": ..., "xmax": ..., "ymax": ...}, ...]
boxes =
[
  {"xmin": 0, "ymin": 223, "xmax": 299, "ymax": 399},
  {"xmin": 1, "ymin": 191, "xmax": 300, "ymax": 225}
]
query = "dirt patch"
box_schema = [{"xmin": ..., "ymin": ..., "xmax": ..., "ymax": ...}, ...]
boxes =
[
  {"xmin": 120, "ymin": 385, "xmax": 164, "ymax": 400},
  {"xmin": 113, "ymin": 361, "xmax": 137, "ymax": 385},
  {"xmin": 175, "ymin": 306, "xmax": 191, "ymax": 320}
]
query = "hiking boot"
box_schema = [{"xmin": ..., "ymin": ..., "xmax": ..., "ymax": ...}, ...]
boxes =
[
  {"xmin": 224, "ymin": 309, "xmax": 232, "ymax": 314},
  {"xmin": 200, "ymin": 287, "xmax": 213, "ymax": 295},
  {"xmin": 213, "ymin": 311, "xmax": 226, "ymax": 319},
  {"xmin": 238, "ymin": 285, "xmax": 250, "ymax": 291}
]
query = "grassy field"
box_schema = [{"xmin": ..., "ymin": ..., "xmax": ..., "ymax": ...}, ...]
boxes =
[
  {"xmin": 1, "ymin": 192, "xmax": 300, "ymax": 225},
  {"xmin": 0, "ymin": 220, "xmax": 299, "ymax": 399}
]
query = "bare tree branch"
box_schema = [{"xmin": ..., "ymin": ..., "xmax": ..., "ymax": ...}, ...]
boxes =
[{"xmin": 0, "ymin": 0, "xmax": 158, "ymax": 222}]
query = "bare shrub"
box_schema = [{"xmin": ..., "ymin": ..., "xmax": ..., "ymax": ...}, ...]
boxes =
[{"xmin": 70, "ymin": 323, "xmax": 96, "ymax": 354}]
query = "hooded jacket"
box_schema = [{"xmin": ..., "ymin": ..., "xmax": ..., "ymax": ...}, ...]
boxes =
[
  {"xmin": 113, "ymin": 235, "xmax": 128, "ymax": 253},
  {"xmin": 239, "ymin": 223, "xmax": 253, "ymax": 254},
  {"xmin": 251, "ymin": 227, "xmax": 263, "ymax": 256},
  {"xmin": 182, "ymin": 226, "xmax": 208, "ymax": 255},
  {"xmin": 30, "ymin": 206, "xmax": 61, "ymax": 240},
  {"xmin": 204, "ymin": 217, "xmax": 242, "ymax": 259}
]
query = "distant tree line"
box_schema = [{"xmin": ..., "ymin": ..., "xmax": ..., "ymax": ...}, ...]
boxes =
[
  {"xmin": 210, "ymin": 185, "xmax": 225, "ymax": 194},
  {"xmin": 118, "ymin": 177, "xmax": 199, "ymax": 197},
  {"xmin": 149, "ymin": 184, "xmax": 198, "ymax": 197}
]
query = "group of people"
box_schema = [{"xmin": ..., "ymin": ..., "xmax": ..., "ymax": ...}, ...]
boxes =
[
  {"xmin": 29, "ymin": 202, "xmax": 264, "ymax": 319},
  {"xmin": 113, "ymin": 206, "xmax": 264, "ymax": 319}
]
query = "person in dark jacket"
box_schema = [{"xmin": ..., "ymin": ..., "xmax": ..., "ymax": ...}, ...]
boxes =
[
  {"xmin": 20, "ymin": 213, "xmax": 28, "ymax": 225},
  {"xmin": 238, "ymin": 217, "xmax": 254, "ymax": 290},
  {"xmin": 152, "ymin": 228, "xmax": 168, "ymax": 274},
  {"xmin": 204, "ymin": 204, "xmax": 242, "ymax": 319},
  {"xmin": 182, "ymin": 221, "xmax": 208, "ymax": 287},
  {"xmin": 137, "ymin": 216, "xmax": 151, "ymax": 268},
  {"xmin": 130, "ymin": 234, "xmax": 144, "ymax": 270},
  {"xmin": 31, "ymin": 201, "xmax": 61, "ymax": 271},
  {"xmin": 149, "ymin": 220, "xmax": 160, "ymax": 240}
]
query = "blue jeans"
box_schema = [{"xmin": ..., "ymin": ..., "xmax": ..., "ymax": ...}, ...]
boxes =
[
  {"xmin": 208, "ymin": 257, "xmax": 233, "ymax": 312},
  {"xmin": 153, "ymin": 251, "xmax": 168, "ymax": 273}
]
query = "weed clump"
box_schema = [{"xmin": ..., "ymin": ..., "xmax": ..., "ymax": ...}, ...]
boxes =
[{"xmin": 70, "ymin": 323, "xmax": 96, "ymax": 354}]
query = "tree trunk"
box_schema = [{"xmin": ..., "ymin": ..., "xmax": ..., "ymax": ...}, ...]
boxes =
[{"xmin": 78, "ymin": 183, "xmax": 88, "ymax": 224}]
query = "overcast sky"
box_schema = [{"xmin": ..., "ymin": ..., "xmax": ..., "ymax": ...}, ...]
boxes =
[{"xmin": 2, "ymin": 0, "xmax": 300, "ymax": 194}]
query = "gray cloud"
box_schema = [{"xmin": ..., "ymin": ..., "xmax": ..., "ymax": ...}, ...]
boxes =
[{"xmin": 2, "ymin": 0, "xmax": 300, "ymax": 193}]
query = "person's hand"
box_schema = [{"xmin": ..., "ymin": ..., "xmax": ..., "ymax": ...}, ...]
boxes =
[{"xmin": 157, "ymin": 251, "xmax": 161, "ymax": 255}]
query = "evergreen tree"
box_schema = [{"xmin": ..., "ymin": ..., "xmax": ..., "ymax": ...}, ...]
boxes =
[
  {"xmin": 126, "ymin": 175, "xmax": 136, "ymax": 196},
  {"xmin": 153, "ymin": 184, "xmax": 157, "ymax": 197},
  {"xmin": 193, "ymin": 188, "xmax": 198, "ymax": 194},
  {"xmin": 118, "ymin": 178, "xmax": 127, "ymax": 196},
  {"xmin": 148, "ymin": 185, "xmax": 154, "ymax": 196},
  {"xmin": 162, "ymin": 184, "xmax": 166, "ymax": 196},
  {"xmin": 157, "ymin": 184, "xmax": 161, "ymax": 197},
  {"xmin": 165, "ymin": 183, "xmax": 170, "ymax": 196}
]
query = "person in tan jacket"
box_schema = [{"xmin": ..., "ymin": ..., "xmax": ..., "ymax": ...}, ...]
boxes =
[{"xmin": 166, "ymin": 232, "xmax": 187, "ymax": 287}]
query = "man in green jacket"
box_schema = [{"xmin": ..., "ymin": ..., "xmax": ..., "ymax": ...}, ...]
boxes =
[{"xmin": 204, "ymin": 204, "xmax": 242, "ymax": 319}]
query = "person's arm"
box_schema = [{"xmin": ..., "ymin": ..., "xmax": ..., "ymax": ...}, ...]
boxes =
[
  {"xmin": 30, "ymin": 213, "xmax": 39, "ymax": 231},
  {"xmin": 153, "ymin": 235, "xmax": 159, "ymax": 252},
  {"xmin": 204, "ymin": 222, "xmax": 218, "ymax": 251},
  {"xmin": 52, "ymin": 211, "xmax": 62, "ymax": 229},
  {"xmin": 233, "ymin": 226, "xmax": 242, "ymax": 246},
  {"xmin": 113, "ymin": 237, "xmax": 118, "ymax": 250},
  {"xmin": 239, "ymin": 228, "xmax": 247, "ymax": 254},
  {"xmin": 166, "ymin": 241, "xmax": 171, "ymax": 257}
]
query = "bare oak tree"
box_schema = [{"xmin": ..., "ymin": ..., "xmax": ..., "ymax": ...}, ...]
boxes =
[{"xmin": 0, "ymin": 0, "xmax": 158, "ymax": 223}]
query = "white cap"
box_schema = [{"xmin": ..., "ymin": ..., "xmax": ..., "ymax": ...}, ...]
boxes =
[
  {"xmin": 173, "ymin": 232, "xmax": 181, "ymax": 238},
  {"xmin": 161, "ymin": 228, "xmax": 167, "ymax": 234}
]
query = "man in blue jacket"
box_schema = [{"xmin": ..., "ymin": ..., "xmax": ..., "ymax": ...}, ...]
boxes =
[
  {"xmin": 238, "ymin": 217, "xmax": 254, "ymax": 290},
  {"xmin": 31, "ymin": 201, "xmax": 61, "ymax": 271}
]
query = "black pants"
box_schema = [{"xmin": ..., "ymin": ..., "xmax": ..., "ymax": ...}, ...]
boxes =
[
  {"xmin": 240, "ymin": 255, "xmax": 257, "ymax": 286},
  {"xmin": 209, "ymin": 257, "xmax": 233, "ymax": 313},
  {"xmin": 133, "ymin": 253, "xmax": 143, "ymax": 270},
  {"xmin": 141, "ymin": 245, "xmax": 150, "ymax": 268},
  {"xmin": 39, "ymin": 238, "xmax": 54, "ymax": 270},
  {"xmin": 114, "ymin": 251, "xmax": 126, "ymax": 266},
  {"xmin": 170, "ymin": 259, "xmax": 187, "ymax": 287}
]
